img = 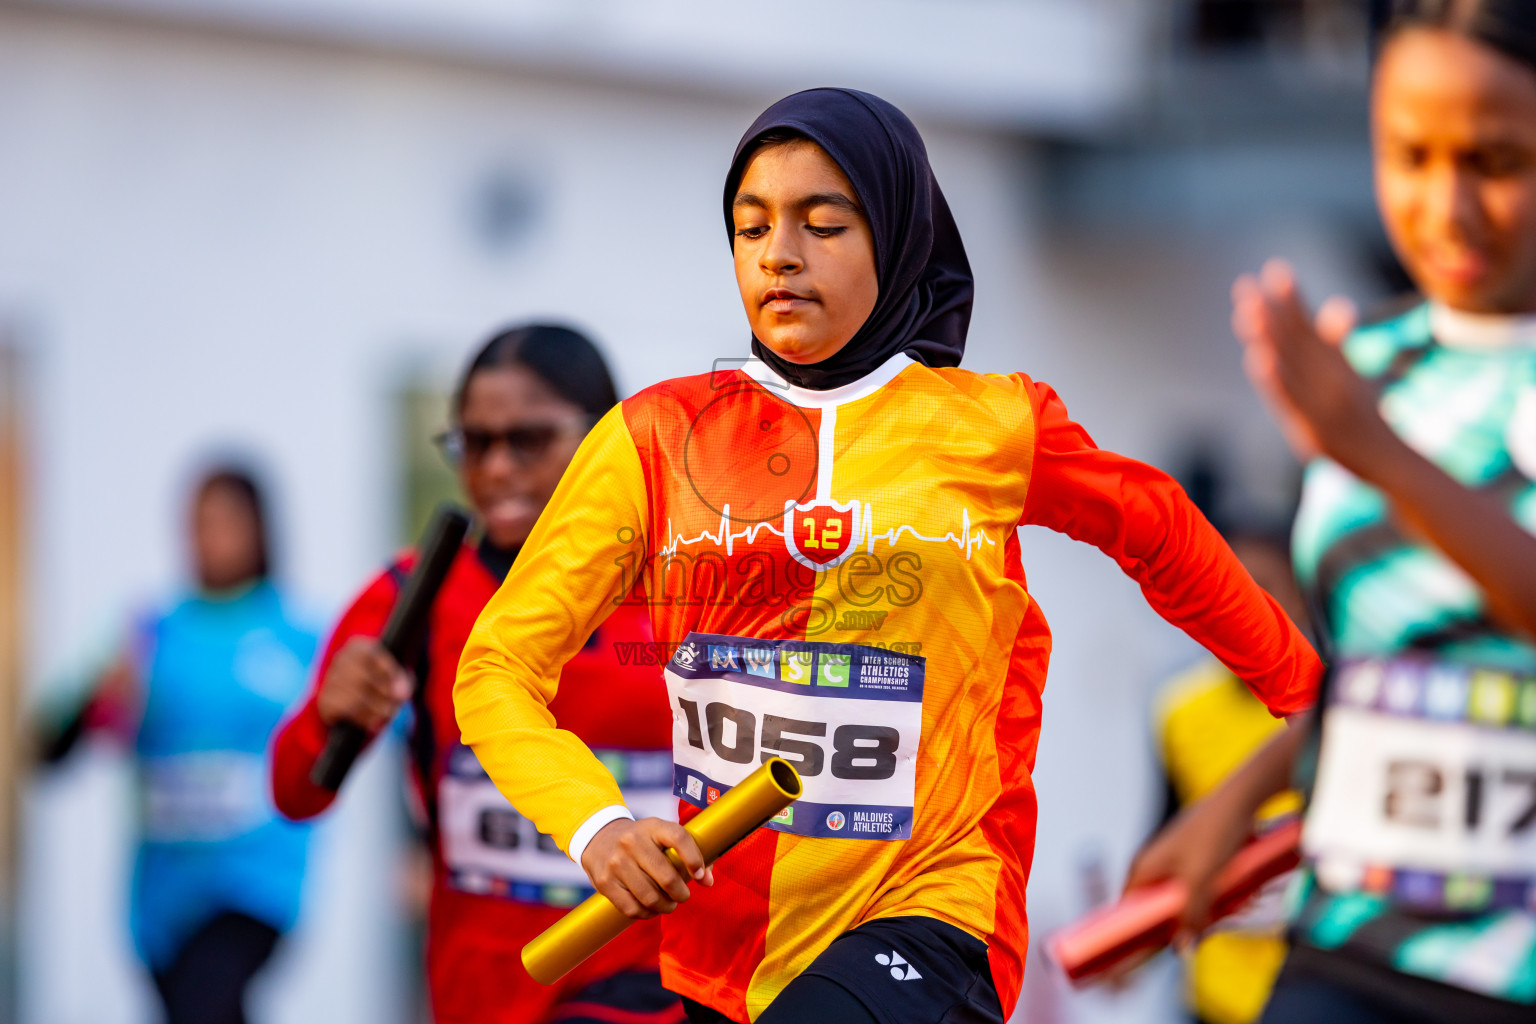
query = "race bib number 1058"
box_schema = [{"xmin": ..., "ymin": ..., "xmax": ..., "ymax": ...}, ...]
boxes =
[{"xmin": 665, "ymin": 632, "xmax": 925, "ymax": 840}]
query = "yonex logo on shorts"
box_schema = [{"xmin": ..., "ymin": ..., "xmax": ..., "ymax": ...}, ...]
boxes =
[{"xmin": 875, "ymin": 951, "xmax": 921, "ymax": 981}]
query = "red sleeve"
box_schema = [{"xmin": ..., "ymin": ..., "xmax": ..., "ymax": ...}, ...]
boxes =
[
  {"xmin": 1019, "ymin": 377, "xmax": 1321, "ymax": 716},
  {"xmin": 269, "ymin": 568, "xmax": 401, "ymax": 819}
]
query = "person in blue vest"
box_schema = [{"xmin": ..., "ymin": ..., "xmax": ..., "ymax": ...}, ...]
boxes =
[{"xmin": 38, "ymin": 465, "xmax": 319, "ymax": 1024}]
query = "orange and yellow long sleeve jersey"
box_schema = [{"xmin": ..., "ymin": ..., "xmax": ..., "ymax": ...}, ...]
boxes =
[{"xmin": 456, "ymin": 356, "xmax": 1320, "ymax": 1021}]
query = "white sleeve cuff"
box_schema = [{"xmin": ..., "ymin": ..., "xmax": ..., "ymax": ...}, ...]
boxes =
[{"xmin": 566, "ymin": 804, "xmax": 634, "ymax": 867}]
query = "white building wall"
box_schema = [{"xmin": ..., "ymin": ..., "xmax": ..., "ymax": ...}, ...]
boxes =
[{"xmin": 0, "ymin": 8, "xmax": 1368, "ymax": 1023}]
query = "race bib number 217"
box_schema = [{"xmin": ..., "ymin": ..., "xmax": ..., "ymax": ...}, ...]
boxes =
[
  {"xmin": 1305, "ymin": 658, "xmax": 1536, "ymax": 911},
  {"xmin": 665, "ymin": 633, "xmax": 925, "ymax": 840}
]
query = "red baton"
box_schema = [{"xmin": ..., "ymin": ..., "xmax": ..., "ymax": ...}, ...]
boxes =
[{"xmin": 1047, "ymin": 819, "xmax": 1303, "ymax": 986}]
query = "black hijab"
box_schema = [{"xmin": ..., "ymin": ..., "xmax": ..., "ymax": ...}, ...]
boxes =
[{"xmin": 724, "ymin": 88, "xmax": 974, "ymax": 391}]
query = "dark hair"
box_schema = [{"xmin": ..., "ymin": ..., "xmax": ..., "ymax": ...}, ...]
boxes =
[
  {"xmin": 741, "ymin": 127, "xmax": 814, "ymax": 165},
  {"xmin": 196, "ymin": 466, "xmax": 271, "ymax": 580},
  {"xmin": 1377, "ymin": 0, "xmax": 1536, "ymax": 71},
  {"xmin": 454, "ymin": 323, "xmax": 618, "ymax": 421}
]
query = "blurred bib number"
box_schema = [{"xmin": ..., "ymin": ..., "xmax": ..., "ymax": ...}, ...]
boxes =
[
  {"xmin": 665, "ymin": 633, "xmax": 926, "ymax": 840},
  {"xmin": 142, "ymin": 751, "xmax": 268, "ymax": 842},
  {"xmin": 438, "ymin": 744, "xmax": 676, "ymax": 907},
  {"xmin": 1305, "ymin": 658, "xmax": 1536, "ymax": 911}
]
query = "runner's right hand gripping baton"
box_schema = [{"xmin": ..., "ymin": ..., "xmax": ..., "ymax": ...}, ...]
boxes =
[
  {"xmin": 522, "ymin": 757, "xmax": 803, "ymax": 985},
  {"xmin": 309, "ymin": 504, "xmax": 472, "ymax": 791},
  {"xmin": 1047, "ymin": 819, "xmax": 1302, "ymax": 986}
]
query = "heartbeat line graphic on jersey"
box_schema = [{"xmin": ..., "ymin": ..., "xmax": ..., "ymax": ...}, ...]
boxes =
[
  {"xmin": 666, "ymin": 381, "xmax": 999, "ymax": 568},
  {"xmin": 659, "ymin": 504, "xmax": 995, "ymax": 566},
  {"xmin": 660, "ymin": 507, "xmax": 784, "ymax": 559},
  {"xmin": 860, "ymin": 505, "xmax": 997, "ymax": 560}
]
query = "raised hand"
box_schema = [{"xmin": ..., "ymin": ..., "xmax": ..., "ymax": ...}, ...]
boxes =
[{"xmin": 1231, "ymin": 260, "xmax": 1395, "ymax": 472}]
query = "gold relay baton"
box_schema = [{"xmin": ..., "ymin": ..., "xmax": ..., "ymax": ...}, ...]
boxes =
[{"xmin": 522, "ymin": 757, "xmax": 803, "ymax": 984}]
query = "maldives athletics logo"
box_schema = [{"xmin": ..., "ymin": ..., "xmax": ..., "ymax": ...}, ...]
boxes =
[{"xmin": 785, "ymin": 497, "xmax": 861, "ymax": 571}]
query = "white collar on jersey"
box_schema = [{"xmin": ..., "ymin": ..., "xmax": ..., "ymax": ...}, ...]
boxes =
[
  {"xmin": 739, "ymin": 350, "xmax": 919, "ymax": 408},
  {"xmin": 1429, "ymin": 303, "xmax": 1536, "ymax": 350}
]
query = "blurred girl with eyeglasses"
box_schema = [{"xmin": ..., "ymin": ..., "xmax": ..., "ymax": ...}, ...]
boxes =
[{"xmin": 270, "ymin": 325, "xmax": 681, "ymax": 1024}]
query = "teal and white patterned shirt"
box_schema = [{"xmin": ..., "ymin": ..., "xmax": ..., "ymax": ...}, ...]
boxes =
[{"xmin": 1292, "ymin": 302, "xmax": 1536, "ymax": 1002}]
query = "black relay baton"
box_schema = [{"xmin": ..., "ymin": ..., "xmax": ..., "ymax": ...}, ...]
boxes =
[{"xmin": 309, "ymin": 503, "xmax": 472, "ymax": 791}]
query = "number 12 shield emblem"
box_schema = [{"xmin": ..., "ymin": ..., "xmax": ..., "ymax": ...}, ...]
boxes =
[{"xmin": 784, "ymin": 498, "xmax": 861, "ymax": 571}]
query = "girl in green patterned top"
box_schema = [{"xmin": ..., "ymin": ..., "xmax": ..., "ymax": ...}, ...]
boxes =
[{"xmin": 1128, "ymin": 2, "xmax": 1536, "ymax": 1022}]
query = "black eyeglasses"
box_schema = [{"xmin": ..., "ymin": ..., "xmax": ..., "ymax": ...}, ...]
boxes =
[{"xmin": 434, "ymin": 420, "xmax": 591, "ymax": 466}]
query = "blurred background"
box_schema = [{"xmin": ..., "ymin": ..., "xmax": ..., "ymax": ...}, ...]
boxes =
[{"xmin": 0, "ymin": 0, "xmax": 1395, "ymax": 1021}]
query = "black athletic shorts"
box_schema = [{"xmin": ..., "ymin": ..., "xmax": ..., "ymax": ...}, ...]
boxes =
[{"xmin": 683, "ymin": 916, "xmax": 1004, "ymax": 1024}]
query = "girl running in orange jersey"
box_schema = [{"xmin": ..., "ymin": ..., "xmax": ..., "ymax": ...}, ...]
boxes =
[{"xmin": 455, "ymin": 89, "xmax": 1322, "ymax": 1024}]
